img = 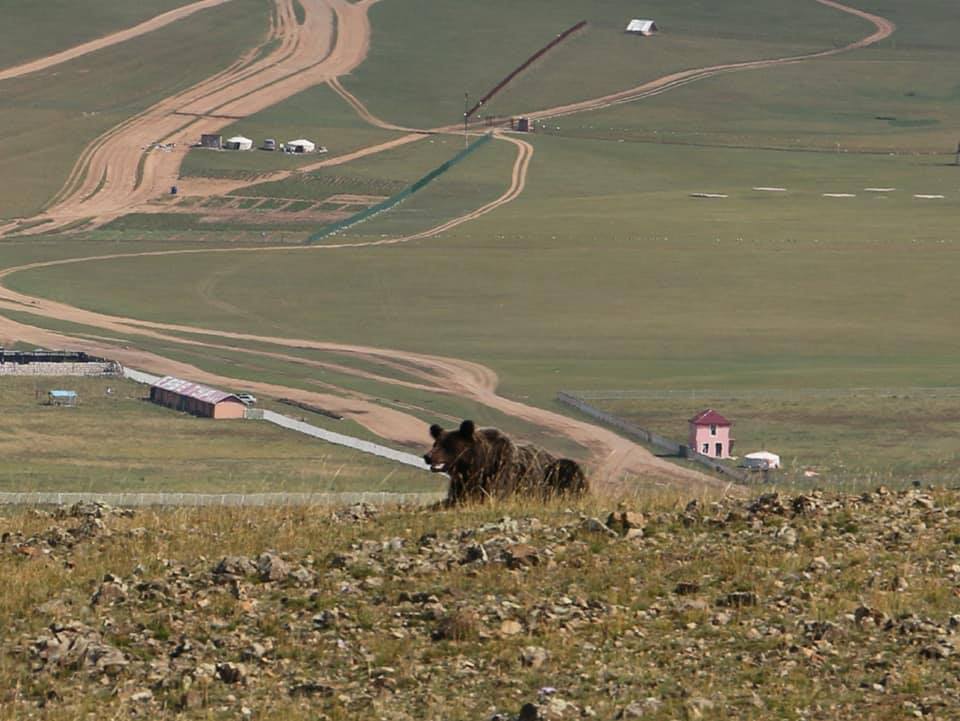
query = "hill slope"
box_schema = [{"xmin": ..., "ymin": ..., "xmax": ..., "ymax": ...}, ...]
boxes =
[{"xmin": 3, "ymin": 488, "xmax": 959, "ymax": 719}]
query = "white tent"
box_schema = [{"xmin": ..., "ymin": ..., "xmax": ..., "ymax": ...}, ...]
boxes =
[
  {"xmin": 224, "ymin": 136, "xmax": 253, "ymax": 151},
  {"xmin": 743, "ymin": 451, "xmax": 781, "ymax": 470},
  {"xmin": 286, "ymin": 138, "xmax": 316, "ymax": 153},
  {"xmin": 626, "ymin": 19, "xmax": 658, "ymax": 35}
]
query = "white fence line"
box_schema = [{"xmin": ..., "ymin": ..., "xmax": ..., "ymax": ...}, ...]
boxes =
[
  {"xmin": 121, "ymin": 366, "xmax": 429, "ymax": 472},
  {"xmin": 122, "ymin": 367, "xmax": 161, "ymax": 385},
  {"xmin": 0, "ymin": 491, "xmax": 443, "ymax": 507},
  {"xmin": 258, "ymin": 410, "xmax": 428, "ymax": 470}
]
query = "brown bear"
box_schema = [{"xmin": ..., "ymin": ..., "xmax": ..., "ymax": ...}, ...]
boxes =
[{"xmin": 423, "ymin": 420, "xmax": 588, "ymax": 505}]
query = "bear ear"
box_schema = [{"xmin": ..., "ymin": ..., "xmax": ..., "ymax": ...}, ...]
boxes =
[
  {"xmin": 459, "ymin": 419, "xmax": 476, "ymax": 437},
  {"xmin": 429, "ymin": 424, "xmax": 443, "ymax": 440}
]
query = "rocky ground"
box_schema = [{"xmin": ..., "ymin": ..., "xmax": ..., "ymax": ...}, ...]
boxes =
[{"xmin": 2, "ymin": 487, "xmax": 960, "ymax": 720}]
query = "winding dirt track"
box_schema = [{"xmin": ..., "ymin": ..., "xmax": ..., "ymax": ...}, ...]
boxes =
[
  {"xmin": 0, "ymin": 0, "xmax": 896, "ymax": 491},
  {"xmin": 0, "ymin": 130, "xmax": 712, "ymax": 491},
  {"xmin": 0, "ymin": 0, "xmax": 380, "ymax": 236},
  {"xmin": 0, "ymin": 0, "xmax": 238, "ymax": 83},
  {"xmin": 526, "ymin": 0, "xmax": 895, "ymax": 122}
]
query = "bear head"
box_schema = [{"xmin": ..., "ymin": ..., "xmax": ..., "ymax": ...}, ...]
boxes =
[{"xmin": 423, "ymin": 420, "xmax": 479, "ymax": 474}]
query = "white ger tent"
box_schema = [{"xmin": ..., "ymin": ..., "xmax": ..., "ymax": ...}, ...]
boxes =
[
  {"xmin": 625, "ymin": 19, "xmax": 658, "ymax": 35},
  {"xmin": 286, "ymin": 139, "xmax": 316, "ymax": 153},
  {"xmin": 224, "ymin": 136, "xmax": 253, "ymax": 151},
  {"xmin": 743, "ymin": 451, "xmax": 781, "ymax": 470}
]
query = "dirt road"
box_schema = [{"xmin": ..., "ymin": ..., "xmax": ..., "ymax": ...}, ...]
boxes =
[
  {"xmin": 0, "ymin": 241, "xmax": 718, "ymax": 491},
  {"xmin": 526, "ymin": 0, "xmax": 895, "ymax": 121},
  {"xmin": 0, "ymin": 0, "xmax": 238, "ymax": 83},
  {"xmin": 0, "ymin": 0, "xmax": 897, "ymax": 491},
  {"xmin": 2, "ymin": 0, "xmax": 380, "ymax": 236}
]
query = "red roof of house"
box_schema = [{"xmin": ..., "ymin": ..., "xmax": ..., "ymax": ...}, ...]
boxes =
[{"xmin": 689, "ymin": 409, "xmax": 732, "ymax": 426}]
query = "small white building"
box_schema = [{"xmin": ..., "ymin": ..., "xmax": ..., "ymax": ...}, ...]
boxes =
[
  {"xmin": 286, "ymin": 138, "xmax": 316, "ymax": 153},
  {"xmin": 743, "ymin": 451, "xmax": 781, "ymax": 470},
  {"xmin": 626, "ymin": 19, "xmax": 658, "ymax": 36},
  {"xmin": 224, "ymin": 136, "xmax": 253, "ymax": 151}
]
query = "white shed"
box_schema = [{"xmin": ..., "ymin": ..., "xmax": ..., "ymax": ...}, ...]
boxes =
[
  {"xmin": 626, "ymin": 19, "xmax": 658, "ymax": 35},
  {"xmin": 224, "ymin": 136, "xmax": 253, "ymax": 151},
  {"xmin": 743, "ymin": 451, "xmax": 781, "ymax": 470},
  {"xmin": 286, "ymin": 138, "xmax": 316, "ymax": 153}
]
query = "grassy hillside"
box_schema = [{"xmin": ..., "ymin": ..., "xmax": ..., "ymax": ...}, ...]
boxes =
[
  {"xmin": 14, "ymin": 139, "xmax": 960, "ymax": 396},
  {"xmin": 345, "ymin": 0, "xmax": 870, "ymax": 129},
  {"xmin": 4, "ymin": 0, "xmax": 959, "ymax": 489},
  {"xmin": 179, "ymin": 83, "xmax": 402, "ymax": 179},
  {"xmin": 0, "ymin": 0, "xmax": 198, "ymax": 68},
  {"xmin": 588, "ymin": 389, "xmax": 960, "ymax": 488},
  {"xmin": 0, "ymin": 376, "xmax": 437, "ymax": 493},
  {"xmin": 3, "ymin": 488, "xmax": 960, "ymax": 719},
  {"xmin": 544, "ymin": 0, "xmax": 960, "ymax": 153},
  {"xmin": 0, "ymin": 0, "xmax": 270, "ymax": 219}
]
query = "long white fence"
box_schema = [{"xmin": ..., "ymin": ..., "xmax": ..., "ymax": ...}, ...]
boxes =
[
  {"xmin": 122, "ymin": 366, "xmax": 429, "ymax": 471},
  {"xmin": 257, "ymin": 410, "xmax": 427, "ymax": 470},
  {"xmin": 122, "ymin": 367, "xmax": 161, "ymax": 385}
]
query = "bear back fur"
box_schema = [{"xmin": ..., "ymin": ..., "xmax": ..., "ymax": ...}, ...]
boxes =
[{"xmin": 423, "ymin": 420, "xmax": 588, "ymax": 505}]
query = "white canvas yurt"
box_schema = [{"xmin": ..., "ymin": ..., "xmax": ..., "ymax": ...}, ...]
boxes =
[
  {"xmin": 626, "ymin": 19, "xmax": 658, "ymax": 35},
  {"xmin": 743, "ymin": 451, "xmax": 781, "ymax": 470},
  {"xmin": 224, "ymin": 136, "xmax": 253, "ymax": 151},
  {"xmin": 286, "ymin": 139, "xmax": 316, "ymax": 153}
]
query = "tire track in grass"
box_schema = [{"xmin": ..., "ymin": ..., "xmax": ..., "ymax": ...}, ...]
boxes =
[
  {"xmin": 0, "ymin": 0, "xmax": 897, "ymax": 490},
  {"xmin": 0, "ymin": 0, "xmax": 240, "ymax": 83}
]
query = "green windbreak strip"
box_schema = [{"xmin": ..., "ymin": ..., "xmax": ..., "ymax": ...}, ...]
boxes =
[{"xmin": 306, "ymin": 133, "xmax": 493, "ymax": 244}]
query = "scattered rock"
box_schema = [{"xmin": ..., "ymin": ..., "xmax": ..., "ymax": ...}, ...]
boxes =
[
  {"xmin": 503, "ymin": 544, "xmax": 540, "ymax": 569},
  {"xmin": 520, "ymin": 645, "xmax": 548, "ymax": 668},
  {"xmin": 499, "ymin": 619, "xmax": 523, "ymax": 637},
  {"xmin": 518, "ymin": 702, "xmax": 539, "ymax": 721},
  {"xmin": 213, "ymin": 556, "xmax": 256, "ymax": 578},
  {"xmin": 579, "ymin": 517, "xmax": 618, "ymax": 537},
  {"xmin": 256, "ymin": 552, "xmax": 290, "ymax": 582},
  {"xmin": 606, "ymin": 510, "xmax": 646, "ymax": 537},
  {"xmin": 716, "ymin": 591, "xmax": 758, "ymax": 608},
  {"xmin": 216, "ymin": 662, "xmax": 247, "ymax": 685}
]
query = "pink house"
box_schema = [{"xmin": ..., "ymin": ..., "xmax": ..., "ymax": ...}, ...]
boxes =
[{"xmin": 688, "ymin": 409, "xmax": 734, "ymax": 459}]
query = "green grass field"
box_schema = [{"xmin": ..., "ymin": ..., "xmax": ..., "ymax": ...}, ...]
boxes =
[
  {"xmin": 179, "ymin": 83, "xmax": 402, "ymax": 178},
  {"xmin": 3, "ymin": 0, "xmax": 960, "ymax": 488},
  {"xmin": 0, "ymin": 375, "xmax": 438, "ymax": 493},
  {"xmin": 0, "ymin": 0, "xmax": 199, "ymax": 68},
  {"xmin": 344, "ymin": 0, "xmax": 871, "ymax": 129},
  {"xmin": 0, "ymin": 0, "xmax": 270, "ymax": 219},
  {"xmin": 581, "ymin": 389, "xmax": 960, "ymax": 488}
]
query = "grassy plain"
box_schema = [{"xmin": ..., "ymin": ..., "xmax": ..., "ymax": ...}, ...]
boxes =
[
  {"xmin": 0, "ymin": 0, "xmax": 270, "ymax": 219},
  {"xmin": 0, "ymin": 0, "xmax": 198, "ymax": 68},
  {"xmin": 586, "ymin": 389, "xmax": 960, "ymax": 489},
  {"xmin": 345, "ymin": 0, "xmax": 871, "ymax": 129},
  {"xmin": 18, "ymin": 139, "xmax": 960, "ymax": 389},
  {"xmin": 0, "ymin": 375, "xmax": 438, "ymax": 493},
  {"xmin": 3, "ymin": 1, "xmax": 960, "ymax": 487},
  {"xmin": 542, "ymin": 1, "xmax": 960, "ymax": 153},
  {"xmin": 179, "ymin": 83, "xmax": 401, "ymax": 178},
  {"xmin": 131, "ymin": 133, "xmax": 514, "ymax": 235},
  {"xmin": 4, "ymin": 489, "xmax": 960, "ymax": 718}
]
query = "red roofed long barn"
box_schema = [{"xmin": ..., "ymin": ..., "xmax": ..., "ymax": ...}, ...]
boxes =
[{"xmin": 149, "ymin": 376, "xmax": 246, "ymax": 419}]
